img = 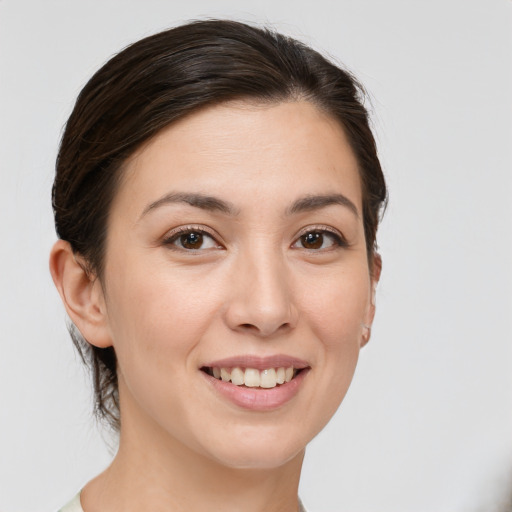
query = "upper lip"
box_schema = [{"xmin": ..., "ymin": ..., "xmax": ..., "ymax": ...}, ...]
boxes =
[{"xmin": 202, "ymin": 354, "xmax": 310, "ymax": 370}]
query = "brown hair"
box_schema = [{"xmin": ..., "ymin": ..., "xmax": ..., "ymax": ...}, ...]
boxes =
[{"xmin": 52, "ymin": 19, "xmax": 387, "ymax": 431}]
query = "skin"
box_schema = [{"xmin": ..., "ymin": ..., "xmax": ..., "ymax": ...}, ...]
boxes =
[{"xmin": 50, "ymin": 100, "xmax": 381, "ymax": 512}]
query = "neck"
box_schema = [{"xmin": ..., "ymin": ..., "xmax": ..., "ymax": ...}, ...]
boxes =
[{"xmin": 81, "ymin": 381, "xmax": 304, "ymax": 512}]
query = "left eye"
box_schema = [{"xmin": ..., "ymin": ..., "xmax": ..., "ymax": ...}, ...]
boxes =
[
  {"xmin": 165, "ymin": 229, "xmax": 219, "ymax": 250},
  {"xmin": 292, "ymin": 230, "xmax": 344, "ymax": 250}
]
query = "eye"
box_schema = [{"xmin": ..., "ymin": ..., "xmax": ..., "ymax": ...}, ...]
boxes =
[
  {"xmin": 163, "ymin": 227, "xmax": 221, "ymax": 251},
  {"xmin": 292, "ymin": 228, "xmax": 347, "ymax": 251}
]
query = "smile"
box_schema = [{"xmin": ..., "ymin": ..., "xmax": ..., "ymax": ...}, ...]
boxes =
[
  {"xmin": 200, "ymin": 356, "xmax": 310, "ymax": 411},
  {"xmin": 202, "ymin": 366, "xmax": 301, "ymax": 389}
]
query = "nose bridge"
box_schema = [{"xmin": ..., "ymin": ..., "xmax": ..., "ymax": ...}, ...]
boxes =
[{"xmin": 226, "ymin": 240, "xmax": 297, "ymax": 337}]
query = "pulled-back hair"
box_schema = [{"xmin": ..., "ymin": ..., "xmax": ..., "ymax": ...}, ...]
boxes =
[{"xmin": 52, "ymin": 19, "xmax": 387, "ymax": 432}]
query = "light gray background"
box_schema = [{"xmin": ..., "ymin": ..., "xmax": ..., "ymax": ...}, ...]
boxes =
[{"xmin": 1, "ymin": 1, "xmax": 511, "ymax": 511}]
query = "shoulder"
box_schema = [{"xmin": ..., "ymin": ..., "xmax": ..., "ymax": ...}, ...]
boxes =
[
  {"xmin": 299, "ymin": 497, "xmax": 310, "ymax": 512},
  {"xmin": 57, "ymin": 491, "xmax": 83, "ymax": 512}
]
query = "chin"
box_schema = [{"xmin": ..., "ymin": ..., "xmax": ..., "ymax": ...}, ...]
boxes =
[
  {"xmin": 198, "ymin": 423, "xmax": 311, "ymax": 471},
  {"xmin": 210, "ymin": 444, "xmax": 305, "ymax": 471}
]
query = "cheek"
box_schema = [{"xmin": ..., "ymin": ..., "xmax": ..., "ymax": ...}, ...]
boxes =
[
  {"xmin": 103, "ymin": 255, "xmax": 223, "ymax": 366},
  {"xmin": 299, "ymin": 265, "xmax": 370, "ymax": 417},
  {"xmin": 300, "ymin": 265, "xmax": 371, "ymax": 347},
  {"xmin": 102, "ymin": 261, "xmax": 210, "ymax": 421}
]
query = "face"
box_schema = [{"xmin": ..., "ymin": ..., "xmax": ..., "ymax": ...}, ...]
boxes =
[{"xmin": 100, "ymin": 101, "xmax": 377, "ymax": 469}]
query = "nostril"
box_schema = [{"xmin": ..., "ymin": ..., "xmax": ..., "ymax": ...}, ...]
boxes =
[{"xmin": 237, "ymin": 321, "xmax": 292, "ymax": 337}]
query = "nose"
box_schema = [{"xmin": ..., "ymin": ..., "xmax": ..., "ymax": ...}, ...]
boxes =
[{"xmin": 224, "ymin": 250, "xmax": 298, "ymax": 338}]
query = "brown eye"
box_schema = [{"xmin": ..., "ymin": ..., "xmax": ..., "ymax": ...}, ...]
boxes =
[
  {"xmin": 293, "ymin": 229, "xmax": 346, "ymax": 251},
  {"xmin": 300, "ymin": 232, "xmax": 324, "ymax": 249},
  {"xmin": 164, "ymin": 228, "xmax": 220, "ymax": 251},
  {"xmin": 180, "ymin": 232, "xmax": 204, "ymax": 249}
]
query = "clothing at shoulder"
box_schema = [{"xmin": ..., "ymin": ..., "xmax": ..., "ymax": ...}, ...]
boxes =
[
  {"xmin": 58, "ymin": 491, "xmax": 309, "ymax": 511},
  {"xmin": 58, "ymin": 491, "xmax": 83, "ymax": 512}
]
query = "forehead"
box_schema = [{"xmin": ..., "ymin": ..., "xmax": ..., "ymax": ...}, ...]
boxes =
[{"xmin": 115, "ymin": 100, "xmax": 363, "ymax": 217}]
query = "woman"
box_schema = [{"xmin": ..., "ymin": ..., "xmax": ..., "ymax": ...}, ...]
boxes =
[{"xmin": 50, "ymin": 19, "xmax": 387, "ymax": 512}]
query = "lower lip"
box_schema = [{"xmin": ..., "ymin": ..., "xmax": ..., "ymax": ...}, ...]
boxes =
[{"xmin": 201, "ymin": 369, "xmax": 309, "ymax": 411}]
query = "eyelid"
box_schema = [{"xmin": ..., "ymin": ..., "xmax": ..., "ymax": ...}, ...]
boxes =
[
  {"xmin": 161, "ymin": 224, "xmax": 347, "ymax": 251},
  {"xmin": 162, "ymin": 224, "xmax": 224, "ymax": 250},
  {"xmin": 292, "ymin": 225, "xmax": 349, "ymax": 248}
]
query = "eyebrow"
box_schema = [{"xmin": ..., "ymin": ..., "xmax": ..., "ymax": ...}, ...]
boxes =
[
  {"xmin": 140, "ymin": 192, "xmax": 239, "ymax": 219},
  {"xmin": 286, "ymin": 194, "xmax": 359, "ymax": 218},
  {"xmin": 140, "ymin": 191, "xmax": 359, "ymax": 220}
]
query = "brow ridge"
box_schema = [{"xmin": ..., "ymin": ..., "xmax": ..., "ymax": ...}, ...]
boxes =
[
  {"xmin": 286, "ymin": 193, "xmax": 359, "ymax": 217},
  {"xmin": 140, "ymin": 191, "xmax": 358, "ymax": 220},
  {"xmin": 141, "ymin": 192, "xmax": 239, "ymax": 219}
]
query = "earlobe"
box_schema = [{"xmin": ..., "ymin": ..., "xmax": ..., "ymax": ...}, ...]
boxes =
[
  {"xmin": 361, "ymin": 253, "xmax": 382, "ymax": 348},
  {"xmin": 49, "ymin": 240, "xmax": 112, "ymax": 348}
]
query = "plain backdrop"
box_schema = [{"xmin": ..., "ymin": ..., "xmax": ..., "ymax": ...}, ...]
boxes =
[{"xmin": 1, "ymin": 1, "xmax": 511, "ymax": 511}]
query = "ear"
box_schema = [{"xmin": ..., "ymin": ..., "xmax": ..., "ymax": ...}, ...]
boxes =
[
  {"xmin": 49, "ymin": 239, "xmax": 112, "ymax": 348},
  {"xmin": 361, "ymin": 252, "xmax": 382, "ymax": 348}
]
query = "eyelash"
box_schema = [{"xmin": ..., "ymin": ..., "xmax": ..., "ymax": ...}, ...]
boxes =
[
  {"xmin": 162, "ymin": 225, "xmax": 222, "ymax": 252},
  {"xmin": 162, "ymin": 225, "xmax": 348, "ymax": 252},
  {"xmin": 292, "ymin": 225, "xmax": 349, "ymax": 251}
]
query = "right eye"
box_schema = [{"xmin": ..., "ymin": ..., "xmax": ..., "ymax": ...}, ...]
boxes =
[{"xmin": 163, "ymin": 227, "xmax": 221, "ymax": 251}]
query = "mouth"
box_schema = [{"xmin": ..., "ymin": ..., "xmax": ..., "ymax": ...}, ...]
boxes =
[
  {"xmin": 200, "ymin": 356, "xmax": 310, "ymax": 410},
  {"xmin": 200, "ymin": 366, "xmax": 305, "ymax": 389}
]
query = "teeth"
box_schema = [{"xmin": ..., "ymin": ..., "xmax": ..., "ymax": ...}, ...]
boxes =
[
  {"xmin": 210, "ymin": 366, "xmax": 300, "ymax": 388},
  {"xmin": 244, "ymin": 368, "xmax": 261, "ymax": 387},
  {"xmin": 220, "ymin": 368, "xmax": 231, "ymax": 382},
  {"xmin": 260, "ymin": 368, "xmax": 277, "ymax": 388},
  {"xmin": 231, "ymin": 367, "xmax": 244, "ymax": 386}
]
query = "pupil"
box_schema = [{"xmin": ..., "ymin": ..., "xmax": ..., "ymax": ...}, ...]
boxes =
[
  {"xmin": 302, "ymin": 232, "xmax": 323, "ymax": 249},
  {"xmin": 181, "ymin": 232, "xmax": 203, "ymax": 249}
]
